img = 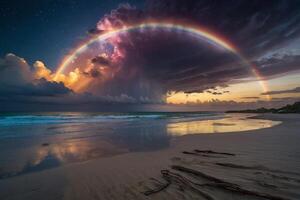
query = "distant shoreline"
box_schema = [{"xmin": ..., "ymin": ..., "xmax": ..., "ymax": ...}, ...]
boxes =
[{"xmin": 226, "ymin": 101, "xmax": 300, "ymax": 114}]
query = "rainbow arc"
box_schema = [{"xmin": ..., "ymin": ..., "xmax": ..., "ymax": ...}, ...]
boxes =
[{"xmin": 54, "ymin": 22, "xmax": 270, "ymax": 100}]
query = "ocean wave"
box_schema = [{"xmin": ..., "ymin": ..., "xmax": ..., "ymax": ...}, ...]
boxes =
[{"xmin": 0, "ymin": 112, "xmax": 218, "ymax": 126}]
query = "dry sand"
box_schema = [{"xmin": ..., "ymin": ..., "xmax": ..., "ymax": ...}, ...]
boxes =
[{"xmin": 1, "ymin": 114, "xmax": 300, "ymax": 200}]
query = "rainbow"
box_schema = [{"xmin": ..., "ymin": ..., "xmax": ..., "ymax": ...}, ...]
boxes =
[{"xmin": 54, "ymin": 22, "xmax": 270, "ymax": 99}]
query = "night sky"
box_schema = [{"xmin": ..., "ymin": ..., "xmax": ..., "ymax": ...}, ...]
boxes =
[
  {"xmin": 0, "ymin": 0, "xmax": 300, "ymax": 111},
  {"xmin": 0, "ymin": 0, "xmax": 143, "ymax": 67}
]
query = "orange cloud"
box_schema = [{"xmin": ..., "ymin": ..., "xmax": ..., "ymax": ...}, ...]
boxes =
[
  {"xmin": 32, "ymin": 60, "xmax": 83, "ymax": 91},
  {"xmin": 33, "ymin": 61, "xmax": 52, "ymax": 80}
]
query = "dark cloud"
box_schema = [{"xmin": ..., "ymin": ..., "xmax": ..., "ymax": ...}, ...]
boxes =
[
  {"xmin": 87, "ymin": 28, "xmax": 104, "ymax": 35},
  {"xmin": 83, "ymin": 68, "xmax": 102, "ymax": 78},
  {"xmin": 85, "ymin": 0, "xmax": 300, "ymax": 101},
  {"xmin": 146, "ymin": 0, "xmax": 300, "ymax": 57},
  {"xmin": 91, "ymin": 55, "xmax": 111, "ymax": 66},
  {"xmin": 271, "ymin": 97, "xmax": 300, "ymax": 101},
  {"xmin": 0, "ymin": 54, "xmax": 163, "ymax": 110},
  {"xmin": 89, "ymin": 68, "xmax": 102, "ymax": 78},
  {"xmin": 209, "ymin": 92, "xmax": 223, "ymax": 95},
  {"xmin": 241, "ymin": 97, "xmax": 260, "ymax": 99},
  {"xmin": 0, "ymin": 78, "xmax": 71, "ymax": 97},
  {"xmin": 167, "ymin": 97, "xmax": 300, "ymax": 111},
  {"xmin": 0, "ymin": 54, "xmax": 72, "ymax": 99},
  {"xmin": 261, "ymin": 86, "xmax": 300, "ymax": 95},
  {"xmin": 206, "ymin": 90, "xmax": 230, "ymax": 95},
  {"xmin": 29, "ymin": 78, "xmax": 72, "ymax": 96},
  {"xmin": 256, "ymin": 54, "xmax": 300, "ymax": 78}
]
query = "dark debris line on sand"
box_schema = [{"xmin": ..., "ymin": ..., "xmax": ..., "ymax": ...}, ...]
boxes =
[
  {"xmin": 143, "ymin": 178, "xmax": 171, "ymax": 196},
  {"xmin": 194, "ymin": 149, "xmax": 236, "ymax": 156},
  {"xmin": 143, "ymin": 166, "xmax": 290, "ymax": 200},
  {"xmin": 182, "ymin": 149, "xmax": 235, "ymax": 158},
  {"xmin": 143, "ymin": 149, "xmax": 292, "ymax": 200},
  {"xmin": 144, "ymin": 169, "xmax": 214, "ymax": 200},
  {"xmin": 172, "ymin": 165, "xmax": 290, "ymax": 200},
  {"xmin": 216, "ymin": 162, "xmax": 300, "ymax": 176},
  {"xmin": 182, "ymin": 151, "xmax": 224, "ymax": 158}
]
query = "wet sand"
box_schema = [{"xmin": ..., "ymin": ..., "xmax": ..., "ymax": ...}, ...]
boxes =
[{"xmin": 0, "ymin": 114, "xmax": 300, "ymax": 200}]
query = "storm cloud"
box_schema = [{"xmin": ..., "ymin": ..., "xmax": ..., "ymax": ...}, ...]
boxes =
[
  {"xmin": 261, "ymin": 86, "xmax": 300, "ymax": 95},
  {"xmin": 0, "ymin": 54, "xmax": 72, "ymax": 97},
  {"xmin": 0, "ymin": 54, "xmax": 161, "ymax": 109},
  {"xmin": 78, "ymin": 0, "xmax": 300, "ymax": 101}
]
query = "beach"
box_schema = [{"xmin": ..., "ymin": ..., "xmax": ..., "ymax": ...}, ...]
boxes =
[{"xmin": 0, "ymin": 113, "xmax": 300, "ymax": 200}]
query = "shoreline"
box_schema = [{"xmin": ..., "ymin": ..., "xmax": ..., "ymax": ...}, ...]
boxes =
[{"xmin": 1, "ymin": 114, "xmax": 300, "ymax": 200}]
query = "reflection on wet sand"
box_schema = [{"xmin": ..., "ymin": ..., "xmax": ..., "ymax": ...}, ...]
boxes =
[
  {"xmin": 33, "ymin": 139, "xmax": 128, "ymax": 165},
  {"xmin": 0, "ymin": 122, "xmax": 170, "ymax": 179},
  {"xmin": 0, "ymin": 114, "xmax": 281, "ymax": 179},
  {"xmin": 167, "ymin": 114, "xmax": 281, "ymax": 135},
  {"xmin": 0, "ymin": 139, "xmax": 129, "ymax": 179}
]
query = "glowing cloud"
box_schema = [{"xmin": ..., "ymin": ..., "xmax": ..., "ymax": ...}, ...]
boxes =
[{"xmin": 54, "ymin": 21, "xmax": 270, "ymax": 99}]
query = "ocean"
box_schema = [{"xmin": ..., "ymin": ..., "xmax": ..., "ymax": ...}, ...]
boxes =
[{"xmin": 0, "ymin": 112, "xmax": 279, "ymax": 179}]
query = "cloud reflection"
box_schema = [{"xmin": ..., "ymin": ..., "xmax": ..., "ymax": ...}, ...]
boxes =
[{"xmin": 167, "ymin": 114, "xmax": 281, "ymax": 135}]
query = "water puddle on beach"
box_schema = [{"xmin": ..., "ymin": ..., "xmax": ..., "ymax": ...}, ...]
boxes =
[
  {"xmin": 0, "ymin": 113, "xmax": 281, "ymax": 179},
  {"xmin": 167, "ymin": 114, "xmax": 282, "ymax": 135}
]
